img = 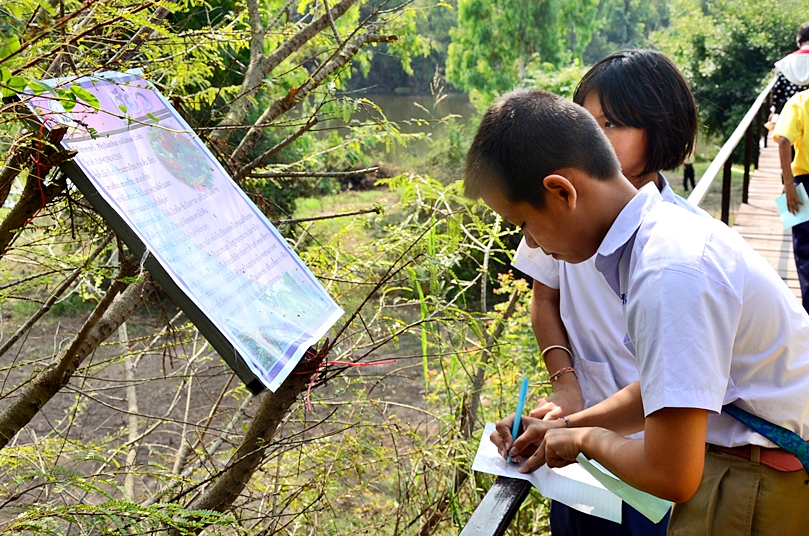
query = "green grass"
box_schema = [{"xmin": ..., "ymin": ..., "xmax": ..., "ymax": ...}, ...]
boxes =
[
  {"xmin": 667, "ymin": 160, "xmax": 747, "ymax": 224},
  {"xmin": 293, "ymin": 188, "xmax": 400, "ymax": 244}
]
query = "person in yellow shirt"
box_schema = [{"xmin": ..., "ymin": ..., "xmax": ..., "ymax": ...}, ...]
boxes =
[{"xmin": 774, "ymin": 88, "xmax": 809, "ymax": 312}]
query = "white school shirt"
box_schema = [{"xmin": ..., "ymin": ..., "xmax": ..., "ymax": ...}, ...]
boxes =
[
  {"xmin": 512, "ymin": 175, "xmax": 707, "ymax": 410},
  {"xmin": 595, "ymin": 183, "xmax": 809, "ymax": 447}
]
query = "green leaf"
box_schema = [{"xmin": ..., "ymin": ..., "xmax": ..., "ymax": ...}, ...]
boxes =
[
  {"xmin": 0, "ymin": 68, "xmax": 11, "ymax": 97},
  {"xmin": 27, "ymin": 80, "xmax": 55, "ymax": 96},
  {"xmin": 146, "ymin": 112, "xmax": 160, "ymax": 122},
  {"xmin": 62, "ymin": 95, "xmax": 77, "ymax": 113},
  {"xmin": 69, "ymin": 85, "xmax": 99, "ymax": 109},
  {"xmin": 0, "ymin": 35, "xmax": 21, "ymax": 61},
  {"xmin": 7, "ymin": 75, "xmax": 26, "ymax": 92},
  {"xmin": 6, "ymin": 3, "xmax": 23, "ymax": 17},
  {"xmin": 34, "ymin": 0, "xmax": 57, "ymax": 16},
  {"xmin": 119, "ymin": 105, "xmax": 127, "ymax": 114}
]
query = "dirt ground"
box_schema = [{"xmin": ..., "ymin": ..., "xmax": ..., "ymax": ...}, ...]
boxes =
[{"xmin": 0, "ymin": 291, "xmax": 438, "ymax": 505}]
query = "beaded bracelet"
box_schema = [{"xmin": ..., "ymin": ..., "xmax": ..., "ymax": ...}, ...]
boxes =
[
  {"xmin": 549, "ymin": 366, "xmax": 578, "ymax": 383},
  {"xmin": 541, "ymin": 345, "xmax": 573, "ymax": 359}
]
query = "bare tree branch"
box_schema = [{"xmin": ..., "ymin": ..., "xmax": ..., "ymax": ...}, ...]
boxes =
[
  {"xmin": 233, "ymin": 116, "xmax": 318, "ymax": 182},
  {"xmin": 103, "ymin": 5, "xmax": 173, "ymax": 69},
  {"xmin": 211, "ymin": 0, "xmax": 359, "ymax": 145},
  {"xmin": 264, "ymin": 0, "xmax": 296, "ymax": 35},
  {"xmin": 0, "ymin": 234, "xmax": 113, "ymax": 359},
  {"xmin": 232, "ymin": 30, "xmax": 394, "ymax": 161},
  {"xmin": 143, "ymin": 390, "xmax": 254, "ymax": 507},
  {"xmin": 271, "ymin": 206, "xmax": 382, "ymax": 227},
  {"xmin": 167, "ymin": 348, "xmax": 327, "ymax": 533},
  {"xmin": 322, "ymin": 0, "xmax": 343, "ymax": 45},
  {"xmin": 0, "ymin": 273, "xmax": 155, "ymax": 449},
  {"xmin": 249, "ymin": 166, "xmax": 378, "ymax": 179},
  {"xmin": 0, "ymin": 135, "xmax": 32, "ymax": 208},
  {"xmin": 0, "ymin": 126, "xmax": 74, "ymax": 258},
  {"xmin": 121, "ymin": 321, "xmax": 139, "ymax": 500}
]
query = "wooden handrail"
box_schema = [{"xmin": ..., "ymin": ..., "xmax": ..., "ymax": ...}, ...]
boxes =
[
  {"xmin": 459, "ymin": 477, "xmax": 532, "ymax": 536},
  {"xmin": 688, "ymin": 76, "xmax": 777, "ymax": 217},
  {"xmin": 460, "ymin": 76, "xmax": 781, "ymax": 535}
]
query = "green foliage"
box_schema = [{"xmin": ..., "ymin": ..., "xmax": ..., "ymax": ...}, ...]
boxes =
[
  {"xmin": 0, "ymin": 0, "xmax": 568, "ymax": 534},
  {"xmin": 50, "ymin": 291, "xmax": 97, "ymax": 316},
  {"xmin": 445, "ymin": 0, "xmax": 599, "ymax": 108},
  {"xmin": 344, "ymin": 0, "xmax": 456, "ymax": 94},
  {"xmin": 0, "ymin": 438, "xmax": 242, "ymax": 535},
  {"xmin": 6, "ymin": 500, "xmax": 243, "ymax": 535},
  {"xmin": 581, "ymin": 0, "xmax": 670, "ymax": 64},
  {"xmin": 526, "ymin": 59, "xmax": 590, "ymax": 99},
  {"xmin": 653, "ymin": 0, "xmax": 806, "ymax": 137}
]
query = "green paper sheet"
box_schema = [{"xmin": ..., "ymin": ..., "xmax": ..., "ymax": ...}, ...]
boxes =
[{"xmin": 575, "ymin": 453, "xmax": 672, "ymax": 523}]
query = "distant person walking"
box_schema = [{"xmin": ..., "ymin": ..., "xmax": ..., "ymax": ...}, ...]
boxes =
[
  {"xmin": 771, "ymin": 21, "xmax": 809, "ymax": 121},
  {"xmin": 683, "ymin": 151, "xmax": 695, "ymax": 192},
  {"xmin": 774, "ymin": 88, "xmax": 809, "ymax": 313}
]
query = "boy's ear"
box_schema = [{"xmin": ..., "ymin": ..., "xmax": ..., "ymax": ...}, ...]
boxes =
[{"xmin": 542, "ymin": 174, "xmax": 577, "ymax": 209}]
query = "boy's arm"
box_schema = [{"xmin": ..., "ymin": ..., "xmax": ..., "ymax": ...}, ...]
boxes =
[
  {"xmin": 779, "ymin": 136, "xmax": 801, "ymax": 214},
  {"xmin": 529, "ymin": 280, "xmax": 584, "ymax": 419},
  {"xmin": 564, "ymin": 380, "xmax": 644, "ymax": 434},
  {"xmin": 492, "ymin": 381, "xmax": 646, "ymax": 458},
  {"xmin": 542, "ymin": 407, "xmax": 708, "ymax": 503}
]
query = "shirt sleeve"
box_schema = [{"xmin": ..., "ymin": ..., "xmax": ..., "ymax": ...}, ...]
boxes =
[
  {"xmin": 773, "ymin": 93, "xmax": 803, "ymax": 145},
  {"xmin": 512, "ymin": 237, "xmax": 560, "ymax": 289},
  {"xmin": 627, "ymin": 263, "xmax": 743, "ymax": 417}
]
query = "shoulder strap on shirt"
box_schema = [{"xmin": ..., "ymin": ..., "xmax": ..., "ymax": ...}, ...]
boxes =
[{"xmin": 722, "ymin": 403, "xmax": 809, "ymax": 474}]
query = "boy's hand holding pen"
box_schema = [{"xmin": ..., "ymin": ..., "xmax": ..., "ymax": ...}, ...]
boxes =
[
  {"xmin": 507, "ymin": 378, "xmax": 530, "ymax": 463},
  {"xmin": 490, "ymin": 377, "xmax": 573, "ymax": 471}
]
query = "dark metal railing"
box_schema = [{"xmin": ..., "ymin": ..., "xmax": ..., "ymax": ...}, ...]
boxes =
[
  {"xmin": 459, "ymin": 76, "xmax": 779, "ymax": 536},
  {"xmin": 458, "ymin": 478, "xmax": 532, "ymax": 536}
]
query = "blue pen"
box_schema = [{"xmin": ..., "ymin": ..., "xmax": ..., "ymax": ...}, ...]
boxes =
[{"xmin": 507, "ymin": 377, "xmax": 530, "ymax": 464}]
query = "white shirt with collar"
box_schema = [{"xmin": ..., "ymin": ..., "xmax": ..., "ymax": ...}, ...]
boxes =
[
  {"xmin": 512, "ymin": 175, "xmax": 707, "ymax": 411},
  {"xmin": 595, "ymin": 183, "xmax": 809, "ymax": 447}
]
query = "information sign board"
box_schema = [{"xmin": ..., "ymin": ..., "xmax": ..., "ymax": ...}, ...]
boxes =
[{"xmin": 24, "ymin": 71, "xmax": 343, "ymax": 393}]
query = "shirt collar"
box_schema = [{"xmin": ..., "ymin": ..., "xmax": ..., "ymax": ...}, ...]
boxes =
[
  {"xmin": 658, "ymin": 173, "xmax": 678, "ymax": 204},
  {"xmin": 597, "ymin": 182, "xmax": 662, "ymax": 258},
  {"xmin": 594, "ymin": 182, "xmax": 662, "ymax": 295}
]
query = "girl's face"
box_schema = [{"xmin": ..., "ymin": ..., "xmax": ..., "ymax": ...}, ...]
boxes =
[{"xmin": 582, "ymin": 92, "xmax": 657, "ymax": 189}]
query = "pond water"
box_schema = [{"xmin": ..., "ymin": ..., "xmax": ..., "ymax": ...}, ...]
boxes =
[{"xmin": 324, "ymin": 92, "xmax": 479, "ymax": 163}]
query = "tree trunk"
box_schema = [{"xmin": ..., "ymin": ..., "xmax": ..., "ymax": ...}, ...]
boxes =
[
  {"xmin": 169, "ymin": 350, "xmax": 325, "ymax": 533},
  {"xmin": 121, "ymin": 322, "xmax": 139, "ymax": 499}
]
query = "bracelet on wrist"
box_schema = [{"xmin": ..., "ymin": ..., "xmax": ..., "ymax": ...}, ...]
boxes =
[
  {"xmin": 541, "ymin": 345, "xmax": 573, "ymax": 359},
  {"xmin": 562, "ymin": 416, "xmax": 571, "ymax": 428},
  {"xmin": 549, "ymin": 366, "xmax": 577, "ymax": 383}
]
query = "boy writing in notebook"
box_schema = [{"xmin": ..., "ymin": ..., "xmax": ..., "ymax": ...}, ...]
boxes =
[{"xmin": 466, "ymin": 89, "xmax": 809, "ymax": 535}]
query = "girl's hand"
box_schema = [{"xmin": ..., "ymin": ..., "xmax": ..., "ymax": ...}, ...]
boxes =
[{"xmin": 530, "ymin": 386, "xmax": 584, "ymax": 420}]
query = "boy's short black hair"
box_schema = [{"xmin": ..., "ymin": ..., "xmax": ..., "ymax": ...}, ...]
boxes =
[
  {"xmin": 573, "ymin": 49, "xmax": 697, "ymax": 177},
  {"xmin": 799, "ymin": 21, "xmax": 809, "ymax": 45},
  {"xmin": 464, "ymin": 89, "xmax": 621, "ymax": 210}
]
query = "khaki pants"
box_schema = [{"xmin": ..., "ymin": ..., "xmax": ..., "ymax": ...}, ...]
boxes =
[{"xmin": 668, "ymin": 448, "xmax": 809, "ymax": 535}]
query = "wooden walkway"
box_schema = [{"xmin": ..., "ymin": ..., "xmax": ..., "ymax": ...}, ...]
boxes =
[{"xmin": 731, "ymin": 132, "xmax": 801, "ymax": 298}]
